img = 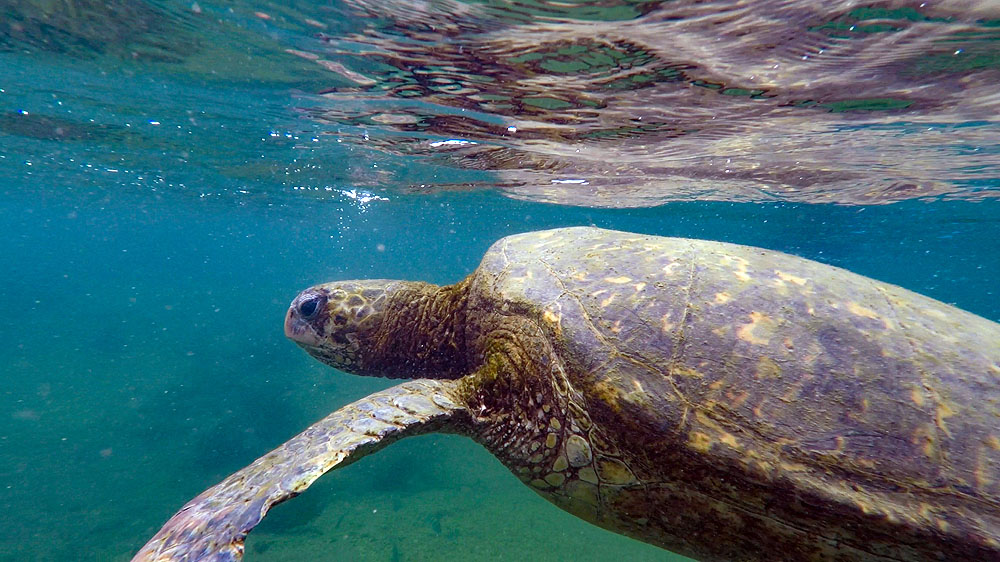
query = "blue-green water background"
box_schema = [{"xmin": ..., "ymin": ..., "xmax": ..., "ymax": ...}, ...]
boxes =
[{"xmin": 2, "ymin": 1, "xmax": 999, "ymax": 560}]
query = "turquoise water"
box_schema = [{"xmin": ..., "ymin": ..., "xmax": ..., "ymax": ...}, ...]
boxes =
[{"xmin": 1, "ymin": 1, "xmax": 999, "ymax": 561}]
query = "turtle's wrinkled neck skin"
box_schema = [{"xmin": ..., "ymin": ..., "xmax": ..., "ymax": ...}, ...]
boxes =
[
  {"xmin": 285, "ymin": 278, "xmax": 470, "ymax": 379},
  {"xmin": 284, "ymin": 275, "xmax": 588, "ymax": 487}
]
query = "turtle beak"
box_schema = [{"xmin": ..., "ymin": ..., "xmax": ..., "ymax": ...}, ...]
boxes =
[{"xmin": 284, "ymin": 290, "xmax": 326, "ymax": 347}]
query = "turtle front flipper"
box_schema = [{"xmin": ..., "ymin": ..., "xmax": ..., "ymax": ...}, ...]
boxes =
[{"xmin": 132, "ymin": 379, "xmax": 467, "ymax": 562}]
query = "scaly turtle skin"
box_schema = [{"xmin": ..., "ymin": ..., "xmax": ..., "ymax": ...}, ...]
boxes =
[{"xmin": 135, "ymin": 227, "xmax": 1000, "ymax": 561}]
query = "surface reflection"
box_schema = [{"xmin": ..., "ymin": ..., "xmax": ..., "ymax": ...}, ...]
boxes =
[
  {"xmin": 2, "ymin": 0, "xmax": 999, "ymax": 207},
  {"xmin": 304, "ymin": 0, "xmax": 1000, "ymax": 205}
]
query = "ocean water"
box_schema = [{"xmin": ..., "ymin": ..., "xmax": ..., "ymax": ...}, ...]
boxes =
[{"xmin": 1, "ymin": 1, "xmax": 998, "ymax": 561}]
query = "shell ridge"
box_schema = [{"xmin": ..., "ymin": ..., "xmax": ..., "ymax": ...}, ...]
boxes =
[
  {"xmin": 870, "ymin": 282, "xmax": 945, "ymax": 466},
  {"xmin": 537, "ymin": 256, "xmax": 614, "ymax": 353},
  {"xmin": 663, "ymin": 245, "xmax": 701, "ymax": 423}
]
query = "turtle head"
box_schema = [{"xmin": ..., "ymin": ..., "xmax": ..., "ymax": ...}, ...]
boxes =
[
  {"xmin": 285, "ymin": 278, "xmax": 469, "ymax": 379},
  {"xmin": 284, "ymin": 280, "xmax": 401, "ymax": 375}
]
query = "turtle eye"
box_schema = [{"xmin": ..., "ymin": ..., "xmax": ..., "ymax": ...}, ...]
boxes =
[{"xmin": 297, "ymin": 296, "xmax": 321, "ymax": 319}]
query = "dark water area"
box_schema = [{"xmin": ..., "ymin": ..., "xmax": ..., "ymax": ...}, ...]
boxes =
[{"xmin": 1, "ymin": 1, "xmax": 999, "ymax": 560}]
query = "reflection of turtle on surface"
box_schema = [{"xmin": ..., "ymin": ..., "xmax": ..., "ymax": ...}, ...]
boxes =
[{"xmin": 135, "ymin": 227, "xmax": 1000, "ymax": 561}]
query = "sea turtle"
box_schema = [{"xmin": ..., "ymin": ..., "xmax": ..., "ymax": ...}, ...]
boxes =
[{"xmin": 134, "ymin": 227, "xmax": 1000, "ymax": 561}]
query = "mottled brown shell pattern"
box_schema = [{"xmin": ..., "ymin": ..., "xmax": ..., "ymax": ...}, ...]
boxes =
[{"xmin": 466, "ymin": 227, "xmax": 1000, "ymax": 560}]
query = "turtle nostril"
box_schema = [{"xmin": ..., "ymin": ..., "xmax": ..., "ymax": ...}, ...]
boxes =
[{"xmin": 298, "ymin": 296, "xmax": 321, "ymax": 319}]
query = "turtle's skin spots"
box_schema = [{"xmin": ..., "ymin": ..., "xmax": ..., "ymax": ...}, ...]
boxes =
[
  {"xmin": 451, "ymin": 289, "xmax": 659, "ymax": 536},
  {"xmin": 286, "ymin": 279, "xmax": 471, "ymax": 379}
]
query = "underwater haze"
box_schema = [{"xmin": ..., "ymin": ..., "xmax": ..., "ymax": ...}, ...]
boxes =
[{"xmin": 1, "ymin": 1, "xmax": 999, "ymax": 560}]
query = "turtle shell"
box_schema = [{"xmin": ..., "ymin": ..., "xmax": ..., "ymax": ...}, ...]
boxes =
[{"xmin": 469, "ymin": 227, "xmax": 1000, "ymax": 561}]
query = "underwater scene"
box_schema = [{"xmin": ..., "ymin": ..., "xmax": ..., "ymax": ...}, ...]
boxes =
[{"xmin": 1, "ymin": 0, "xmax": 999, "ymax": 560}]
